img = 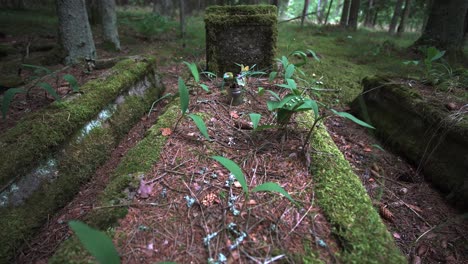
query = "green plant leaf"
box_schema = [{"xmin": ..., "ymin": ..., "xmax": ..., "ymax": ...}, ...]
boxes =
[
  {"xmin": 331, "ymin": 109, "xmax": 375, "ymax": 129},
  {"xmin": 201, "ymin": 71, "xmax": 217, "ymax": 78},
  {"xmin": 199, "ymin": 84, "xmax": 210, "ymax": 92},
  {"xmin": 183, "ymin": 61, "xmax": 200, "ymax": 83},
  {"xmin": 297, "ymin": 98, "xmax": 319, "ymax": 119},
  {"xmin": 403, "ymin": 60, "xmax": 419, "ymax": 65},
  {"xmin": 266, "ymin": 90, "xmax": 281, "ymax": 101},
  {"xmin": 37, "ymin": 82, "xmax": 61, "ymax": 101},
  {"xmin": 63, "ymin": 74, "xmax": 79, "ymax": 92},
  {"xmin": 2, "ymin": 88, "xmax": 26, "ymax": 119},
  {"xmin": 68, "ymin": 221, "xmax": 120, "ymax": 264},
  {"xmin": 269, "ymin": 71, "xmax": 277, "ymax": 82},
  {"xmin": 249, "ymin": 113, "xmax": 261, "ymax": 130},
  {"xmin": 22, "ymin": 63, "xmax": 52, "ymax": 75},
  {"xmin": 276, "ymin": 79, "xmax": 297, "ymax": 90},
  {"xmin": 211, "ymin": 156, "xmax": 247, "ymax": 194},
  {"xmin": 188, "ymin": 114, "xmax": 210, "ymax": 140},
  {"xmin": 178, "ymin": 77, "xmax": 189, "ymax": 114},
  {"xmin": 252, "ymin": 182, "xmax": 294, "ymax": 202},
  {"xmin": 306, "ymin": 49, "xmax": 320, "ymax": 61},
  {"xmin": 371, "ymin": 144, "xmax": 385, "ymax": 151},
  {"xmin": 284, "ymin": 64, "xmax": 295, "ymax": 80},
  {"xmin": 257, "ymin": 87, "xmax": 265, "ymax": 96}
]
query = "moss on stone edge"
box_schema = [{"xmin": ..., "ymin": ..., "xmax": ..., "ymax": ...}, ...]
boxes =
[
  {"xmin": 49, "ymin": 102, "xmax": 180, "ymax": 263},
  {"xmin": 0, "ymin": 67, "xmax": 164, "ymax": 263},
  {"xmin": 0, "ymin": 57, "xmax": 157, "ymax": 188},
  {"xmin": 297, "ymin": 112, "xmax": 406, "ymax": 263}
]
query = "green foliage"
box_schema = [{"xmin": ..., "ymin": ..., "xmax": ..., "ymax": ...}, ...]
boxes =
[
  {"xmin": 183, "ymin": 61, "xmax": 210, "ymax": 92},
  {"xmin": 178, "ymin": 77, "xmax": 189, "ymax": 114},
  {"xmin": 120, "ymin": 13, "xmax": 176, "ymax": 38},
  {"xmin": 1, "ymin": 88, "xmax": 26, "ymax": 119},
  {"xmin": 68, "ymin": 221, "xmax": 120, "ymax": 264},
  {"xmin": 63, "ymin": 74, "xmax": 79, "ymax": 92},
  {"xmin": 188, "ymin": 114, "xmax": 210, "ymax": 140},
  {"xmin": 37, "ymin": 82, "xmax": 61, "ymax": 101},
  {"xmin": 331, "ymin": 109, "xmax": 375, "ymax": 129},
  {"xmin": 248, "ymin": 113, "xmax": 261, "ymax": 130},
  {"xmin": 211, "ymin": 156, "xmax": 293, "ymax": 203}
]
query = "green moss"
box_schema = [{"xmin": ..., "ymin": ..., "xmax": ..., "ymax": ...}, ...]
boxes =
[
  {"xmin": 0, "ymin": 57, "xmax": 157, "ymax": 188},
  {"xmin": 50, "ymin": 102, "xmax": 180, "ymax": 263},
  {"xmin": 297, "ymin": 112, "xmax": 405, "ymax": 263}
]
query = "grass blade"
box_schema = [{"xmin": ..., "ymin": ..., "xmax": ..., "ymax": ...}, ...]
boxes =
[
  {"xmin": 68, "ymin": 221, "xmax": 120, "ymax": 264},
  {"xmin": 183, "ymin": 61, "xmax": 200, "ymax": 83},
  {"xmin": 252, "ymin": 182, "xmax": 294, "ymax": 202},
  {"xmin": 63, "ymin": 74, "xmax": 79, "ymax": 92},
  {"xmin": 199, "ymin": 84, "xmax": 210, "ymax": 92},
  {"xmin": 211, "ymin": 156, "xmax": 247, "ymax": 194},
  {"xmin": 37, "ymin": 82, "xmax": 61, "ymax": 101},
  {"xmin": 178, "ymin": 77, "xmax": 189, "ymax": 114},
  {"xmin": 249, "ymin": 113, "xmax": 261, "ymax": 130},
  {"xmin": 2, "ymin": 88, "xmax": 26, "ymax": 119},
  {"xmin": 331, "ymin": 109, "xmax": 375, "ymax": 129},
  {"xmin": 188, "ymin": 114, "xmax": 211, "ymax": 140}
]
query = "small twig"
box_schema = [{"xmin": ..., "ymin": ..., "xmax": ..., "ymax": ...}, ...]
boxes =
[
  {"xmin": 287, "ymin": 204, "xmax": 315, "ymax": 237},
  {"xmin": 93, "ymin": 202, "xmax": 167, "ymax": 210}
]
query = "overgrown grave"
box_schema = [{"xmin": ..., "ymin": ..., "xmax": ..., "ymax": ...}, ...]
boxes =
[
  {"xmin": 351, "ymin": 76, "xmax": 468, "ymax": 210},
  {"xmin": 0, "ymin": 57, "xmax": 165, "ymax": 262}
]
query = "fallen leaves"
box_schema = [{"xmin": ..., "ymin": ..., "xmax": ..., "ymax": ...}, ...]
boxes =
[{"xmin": 160, "ymin": 127, "xmax": 172, "ymax": 136}]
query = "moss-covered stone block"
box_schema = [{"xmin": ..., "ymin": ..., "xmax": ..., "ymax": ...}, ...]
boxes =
[
  {"xmin": 205, "ymin": 5, "xmax": 277, "ymax": 75},
  {"xmin": 351, "ymin": 76, "xmax": 468, "ymax": 210}
]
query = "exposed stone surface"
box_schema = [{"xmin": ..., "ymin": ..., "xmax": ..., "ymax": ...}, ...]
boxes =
[{"xmin": 351, "ymin": 76, "xmax": 467, "ymax": 210}]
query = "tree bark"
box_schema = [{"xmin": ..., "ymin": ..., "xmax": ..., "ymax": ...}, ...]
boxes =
[
  {"xmin": 179, "ymin": 0, "xmax": 186, "ymax": 47},
  {"xmin": 413, "ymin": 0, "xmax": 468, "ymax": 63},
  {"xmin": 364, "ymin": 0, "xmax": 374, "ymax": 27},
  {"xmin": 340, "ymin": 0, "xmax": 351, "ymax": 27},
  {"xmin": 397, "ymin": 0, "xmax": 412, "ymax": 36},
  {"xmin": 56, "ymin": 0, "xmax": 96, "ymax": 64},
  {"xmin": 301, "ymin": 0, "xmax": 310, "ymax": 28},
  {"xmin": 347, "ymin": 0, "xmax": 360, "ymax": 30},
  {"xmin": 324, "ymin": 0, "xmax": 334, "ymax": 24},
  {"xmin": 389, "ymin": 0, "xmax": 404, "ymax": 34},
  {"xmin": 100, "ymin": 0, "xmax": 120, "ymax": 51}
]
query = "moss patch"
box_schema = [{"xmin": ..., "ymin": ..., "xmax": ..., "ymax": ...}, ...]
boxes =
[
  {"xmin": 49, "ymin": 102, "xmax": 180, "ymax": 263},
  {"xmin": 297, "ymin": 112, "xmax": 405, "ymax": 263}
]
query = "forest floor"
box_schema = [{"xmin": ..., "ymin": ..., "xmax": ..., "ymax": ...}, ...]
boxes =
[{"xmin": 1, "ymin": 9, "xmax": 467, "ymax": 263}]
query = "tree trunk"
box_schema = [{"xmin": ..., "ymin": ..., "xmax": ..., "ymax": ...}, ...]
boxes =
[
  {"xmin": 397, "ymin": 0, "xmax": 412, "ymax": 36},
  {"xmin": 301, "ymin": 0, "xmax": 310, "ymax": 28},
  {"xmin": 86, "ymin": 0, "xmax": 99, "ymax": 25},
  {"xmin": 364, "ymin": 0, "xmax": 374, "ymax": 27},
  {"xmin": 347, "ymin": 0, "xmax": 360, "ymax": 30},
  {"xmin": 388, "ymin": 0, "xmax": 404, "ymax": 34},
  {"xmin": 413, "ymin": 0, "xmax": 468, "ymax": 63},
  {"xmin": 56, "ymin": 0, "xmax": 96, "ymax": 64},
  {"xmin": 324, "ymin": 0, "xmax": 334, "ymax": 24},
  {"xmin": 340, "ymin": 0, "xmax": 351, "ymax": 27},
  {"xmin": 100, "ymin": 0, "xmax": 120, "ymax": 51},
  {"xmin": 179, "ymin": 0, "xmax": 186, "ymax": 47}
]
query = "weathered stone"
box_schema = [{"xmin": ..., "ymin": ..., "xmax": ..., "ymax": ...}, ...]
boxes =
[
  {"xmin": 204, "ymin": 5, "xmax": 277, "ymax": 75},
  {"xmin": 351, "ymin": 76, "xmax": 468, "ymax": 210}
]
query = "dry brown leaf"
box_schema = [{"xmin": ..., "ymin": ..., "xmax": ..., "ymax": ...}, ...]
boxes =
[
  {"xmin": 406, "ymin": 203, "xmax": 423, "ymax": 213},
  {"xmin": 363, "ymin": 147, "xmax": 372, "ymax": 152},
  {"xmin": 160, "ymin": 127, "xmax": 172, "ymax": 136},
  {"xmin": 230, "ymin": 111, "xmax": 239, "ymax": 119},
  {"xmin": 247, "ymin": 199, "xmax": 257, "ymax": 205},
  {"xmin": 233, "ymin": 181, "xmax": 242, "ymax": 188}
]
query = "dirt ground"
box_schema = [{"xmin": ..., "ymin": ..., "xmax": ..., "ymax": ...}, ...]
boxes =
[{"xmin": 2, "ymin": 34, "xmax": 467, "ymax": 263}]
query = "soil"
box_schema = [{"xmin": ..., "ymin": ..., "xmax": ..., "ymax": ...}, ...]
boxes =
[{"xmin": 2, "ymin": 36, "xmax": 467, "ymax": 263}]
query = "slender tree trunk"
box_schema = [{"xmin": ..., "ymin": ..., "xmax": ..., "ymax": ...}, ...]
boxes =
[
  {"xmin": 340, "ymin": 0, "xmax": 351, "ymax": 27},
  {"xmin": 421, "ymin": 0, "xmax": 433, "ymax": 31},
  {"xmin": 397, "ymin": 0, "xmax": 412, "ymax": 36},
  {"xmin": 413, "ymin": 0, "xmax": 468, "ymax": 63},
  {"xmin": 324, "ymin": 0, "xmax": 334, "ymax": 24},
  {"xmin": 100, "ymin": 0, "xmax": 120, "ymax": 51},
  {"xmin": 364, "ymin": 0, "xmax": 374, "ymax": 27},
  {"xmin": 389, "ymin": 0, "xmax": 404, "ymax": 34},
  {"xmin": 179, "ymin": 0, "xmax": 186, "ymax": 47},
  {"xmin": 301, "ymin": 0, "xmax": 310, "ymax": 28},
  {"xmin": 56, "ymin": 0, "xmax": 96, "ymax": 64},
  {"xmin": 347, "ymin": 0, "xmax": 360, "ymax": 30}
]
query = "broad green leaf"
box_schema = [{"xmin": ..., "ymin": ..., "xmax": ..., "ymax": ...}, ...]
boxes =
[
  {"xmin": 296, "ymin": 99, "xmax": 319, "ymax": 119},
  {"xmin": 290, "ymin": 50, "xmax": 307, "ymax": 67},
  {"xmin": 249, "ymin": 113, "xmax": 261, "ymax": 130},
  {"xmin": 2, "ymin": 88, "xmax": 26, "ymax": 119},
  {"xmin": 199, "ymin": 84, "xmax": 210, "ymax": 92},
  {"xmin": 201, "ymin": 71, "xmax": 217, "ymax": 78},
  {"xmin": 68, "ymin": 221, "xmax": 120, "ymax": 264},
  {"xmin": 371, "ymin": 144, "xmax": 385, "ymax": 151},
  {"xmin": 188, "ymin": 114, "xmax": 210, "ymax": 140},
  {"xmin": 37, "ymin": 82, "xmax": 61, "ymax": 101},
  {"xmin": 183, "ymin": 61, "xmax": 200, "ymax": 83},
  {"xmin": 22, "ymin": 63, "xmax": 52, "ymax": 75},
  {"xmin": 257, "ymin": 87, "xmax": 265, "ymax": 96},
  {"xmin": 211, "ymin": 156, "xmax": 247, "ymax": 194},
  {"xmin": 306, "ymin": 49, "xmax": 320, "ymax": 62},
  {"xmin": 284, "ymin": 64, "xmax": 295, "ymax": 80},
  {"xmin": 269, "ymin": 71, "xmax": 277, "ymax": 82},
  {"xmin": 178, "ymin": 77, "xmax": 189, "ymax": 114},
  {"xmin": 276, "ymin": 79, "xmax": 297, "ymax": 90},
  {"xmin": 63, "ymin": 74, "xmax": 79, "ymax": 92},
  {"xmin": 252, "ymin": 182, "xmax": 294, "ymax": 202},
  {"xmin": 331, "ymin": 109, "xmax": 375, "ymax": 129},
  {"xmin": 266, "ymin": 90, "xmax": 281, "ymax": 101}
]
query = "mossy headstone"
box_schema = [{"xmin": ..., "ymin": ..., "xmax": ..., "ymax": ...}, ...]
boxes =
[{"xmin": 204, "ymin": 5, "xmax": 277, "ymax": 75}]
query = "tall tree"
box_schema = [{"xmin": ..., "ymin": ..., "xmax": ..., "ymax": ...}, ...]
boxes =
[
  {"xmin": 347, "ymin": 0, "xmax": 360, "ymax": 30},
  {"xmin": 56, "ymin": 0, "xmax": 96, "ymax": 64},
  {"xmin": 413, "ymin": 0, "xmax": 468, "ymax": 62},
  {"xmin": 389, "ymin": 0, "xmax": 404, "ymax": 34},
  {"xmin": 301, "ymin": 0, "xmax": 310, "ymax": 27},
  {"xmin": 100, "ymin": 0, "xmax": 120, "ymax": 51},
  {"xmin": 397, "ymin": 0, "xmax": 412, "ymax": 35},
  {"xmin": 324, "ymin": 0, "xmax": 334, "ymax": 24},
  {"xmin": 364, "ymin": 0, "xmax": 374, "ymax": 27},
  {"xmin": 340, "ymin": 0, "xmax": 351, "ymax": 27}
]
